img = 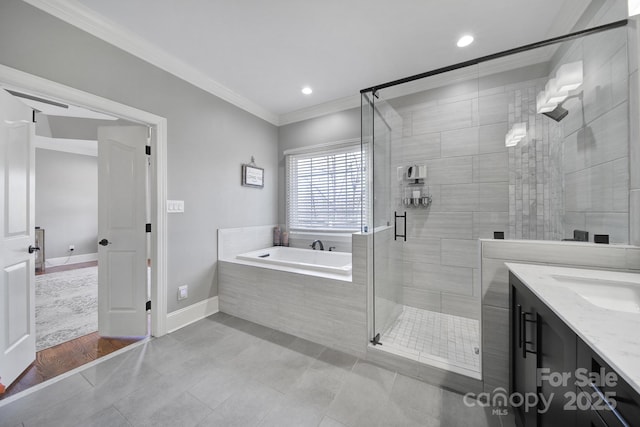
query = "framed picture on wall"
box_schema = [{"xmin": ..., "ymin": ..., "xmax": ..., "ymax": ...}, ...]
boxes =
[{"xmin": 242, "ymin": 164, "xmax": 264, "ymax": 188}]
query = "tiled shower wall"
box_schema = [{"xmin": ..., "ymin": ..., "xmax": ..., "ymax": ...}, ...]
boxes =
[
  {"xmin": 385, "ymin": 71, "xmax": 566, "ymax": 319},
  {"xmin": 555, "ymin": 20, "xmax": 630, "ymax": 243},
  {"xmin": 384, "ymin": 75, "xmax": 523, "ymax": 321}
]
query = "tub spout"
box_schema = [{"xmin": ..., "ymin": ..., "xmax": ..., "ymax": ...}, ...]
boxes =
[{"xmin": 310, "ymin": 240, "xmax": 324, "ymax": 250}]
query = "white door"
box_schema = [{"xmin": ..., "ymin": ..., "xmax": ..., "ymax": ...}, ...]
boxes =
[
  {"xmin": 0, "ymin": 89, "xmax": 35, "ymax": 389},
  {"xmin": 97, "ymin": 126, "xmax": 148, "ymax": 337}
]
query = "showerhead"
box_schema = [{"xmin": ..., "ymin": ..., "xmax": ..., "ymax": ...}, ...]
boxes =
[{"xmin": 543, "ymin": 105, "xmax": 569, "ymax": 122}]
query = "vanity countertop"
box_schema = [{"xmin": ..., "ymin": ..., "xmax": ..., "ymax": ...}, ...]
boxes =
[{"xmin": 506, "ymin": 262, "xmax": 640, "ymax": 395}]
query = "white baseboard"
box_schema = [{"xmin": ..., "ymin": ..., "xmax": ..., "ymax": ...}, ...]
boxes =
[
  {"xmin": 166, "ymin": 296, "xmax": 219, "ymax": 333},
  {"xmin": 45, "ymin": 252, "xmax": 98, "ymax": 267}
]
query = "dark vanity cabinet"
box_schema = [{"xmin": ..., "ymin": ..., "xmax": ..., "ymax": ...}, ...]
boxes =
[
  {"xmin": 510, "ymin": 272, "xmax": 576, "ymax": 426},
  {"xmin": 510, "ymin": 272, "xmax": 640, "ymax": 427}
]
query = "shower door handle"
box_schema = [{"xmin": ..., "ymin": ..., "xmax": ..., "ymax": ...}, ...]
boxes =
[
  {"xmin": 394, "ymin": 211, "xmax": 407, "ymax": 241},
  {"xmin": 403, "ymin": 212, "xmax": 406, "ymax": 241}
]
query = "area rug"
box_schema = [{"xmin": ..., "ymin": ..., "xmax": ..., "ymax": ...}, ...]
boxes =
[{"xmin": 35, "ymin": 266, "xmax": 98, "ymax": 351}]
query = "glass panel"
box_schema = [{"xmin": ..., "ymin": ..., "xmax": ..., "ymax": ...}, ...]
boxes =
[{"xmin": 370, "ymin": 93, "xmax": 403, "ymax": 342}]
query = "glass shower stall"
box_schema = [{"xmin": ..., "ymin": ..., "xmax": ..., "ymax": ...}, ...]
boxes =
[{"xmin": 361, "ymin": 18, "xmax": 630, "ymax": 379}]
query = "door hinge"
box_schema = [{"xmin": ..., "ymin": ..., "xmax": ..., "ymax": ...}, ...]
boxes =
[
  {"xmin": 146, "ymin": 300, "xmax": 151, "ymax": 311},
  {"xmin": 145, "ymin": 146, "xmax": 151, "ymax": 155},
  {"xmin": 32, "ymin": 110, "xmax": 36, "ymax": 123},
  {"xmin": 146, "ymin": 223, "xmax": 151, "ymax": 233}
]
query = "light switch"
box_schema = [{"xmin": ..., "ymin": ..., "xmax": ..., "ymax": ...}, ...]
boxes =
[{"xmin": 167, "ymin": 200, "xmax": 185, "ymax": 213}]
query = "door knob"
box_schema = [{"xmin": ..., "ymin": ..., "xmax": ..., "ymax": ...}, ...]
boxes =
[
  {"xmin": 28, "ymin": 245, "xmax": 40, "ymax": 254},
  {"xmin": 98, "ymin": 238, "xmax": 111, "ymax": 246}
]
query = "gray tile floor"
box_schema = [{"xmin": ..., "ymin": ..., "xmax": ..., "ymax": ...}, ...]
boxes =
[
  {"xmin": 381, "ymin": 306, "xmax": 481, "ymax": 372},
  {"xmin": 0, "ymin": 313, "xmax": 514, "ymax": 427}
]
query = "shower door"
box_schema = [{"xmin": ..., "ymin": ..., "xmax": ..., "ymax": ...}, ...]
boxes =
[
  {"xmin": 364, "ymin": 91, "xmax": 404, "ymax": 343},
  {"xmin": 366, "ymin": 64, "xmax": 482, "ymax": 376}
]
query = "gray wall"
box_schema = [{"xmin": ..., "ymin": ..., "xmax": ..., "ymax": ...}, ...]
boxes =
[
  {"xmin": 0, "ymin": 0, "xmax": 278, "ymax": 313},
  {"xmin": 35, "ymin": 148, "xmax": 98, "ymax": 259}
]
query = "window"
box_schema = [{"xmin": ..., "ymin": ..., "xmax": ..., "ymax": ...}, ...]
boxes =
[{"xmin": 286, "ymin": 141, "xmax": 365, "ymax": 232}]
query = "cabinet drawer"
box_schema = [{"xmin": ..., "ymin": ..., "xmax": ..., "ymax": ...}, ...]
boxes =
[{"xmin": 577, "ymin": 338, "xmax": 640, "ymax": 426}]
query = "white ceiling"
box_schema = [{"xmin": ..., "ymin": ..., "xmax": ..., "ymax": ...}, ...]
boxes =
[{"xmin": 33, "ymin": 0, "xmax": 600, "ymax": 124}]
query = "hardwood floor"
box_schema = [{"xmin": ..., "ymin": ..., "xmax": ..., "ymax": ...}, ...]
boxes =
[
  {"xmin": 0, "ymin": 332, "xmax": 143, "ymax": 400},
  {"xmin": 35, "ymin": 260, "xmax": 98, "ymax": 276}
]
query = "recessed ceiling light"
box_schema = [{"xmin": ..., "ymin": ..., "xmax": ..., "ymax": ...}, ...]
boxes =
[
  {"xmin": 301, "ymin": 87, "xmax": 313, "ymax": 95},
  {"xmin": 457, "ymin": 35, "xmax": 474, "ymax": 48}
]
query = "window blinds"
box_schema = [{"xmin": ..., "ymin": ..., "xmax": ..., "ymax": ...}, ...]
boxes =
[{"xmin": 287, "ymin": 143, "xmax": 365, "ymax": 231}]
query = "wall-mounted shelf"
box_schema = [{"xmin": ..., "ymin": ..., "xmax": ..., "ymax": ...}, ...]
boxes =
[
  {"xmin": 401, "ymin": 195, "xmax": 432, "ymax": 208},
  {"xmin": 400, "ymin": 164, "xmax": 432, "ymax": 207}
]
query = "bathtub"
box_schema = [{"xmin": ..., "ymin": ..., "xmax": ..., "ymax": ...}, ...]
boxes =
[{"xmin": 236, "ymin": 246, "xmax": 352, "ymax": 276}]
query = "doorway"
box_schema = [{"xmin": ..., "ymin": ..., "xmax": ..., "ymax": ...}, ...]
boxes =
[
  {"xmin": 0, "ymin": 64, "xmax": 168, "ymax": 398},
  {"xmin": 29, "ymin": 106, "xmax": 154, "ymax": 354}
]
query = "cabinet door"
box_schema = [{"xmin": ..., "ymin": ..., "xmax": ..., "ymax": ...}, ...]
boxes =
[
  {"xmin": 510, "ymin": 275, "xmax": 538, "ymax": 427},
  {"xmin": 537, "ymin": 304, "xmax": 576, "ymax": 426},
  {"xmin": 576, "ymin": 338, "xmax": 640, "ymax": 426}
]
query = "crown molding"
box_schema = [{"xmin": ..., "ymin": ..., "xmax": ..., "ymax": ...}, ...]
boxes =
[
  {"xmin": 22, "ymin": 0, "xmax": 280, "ymax": 126},
  {"xmin": 279, "ymin": 94, "xmax": 361, "ymax": 126}
]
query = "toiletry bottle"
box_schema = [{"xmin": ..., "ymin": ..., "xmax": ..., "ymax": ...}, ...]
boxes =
[
  {"xmin": 273, "ymin": 226, "xmax": 281, "ymax": 246},
  {"xmin": 282, "ymin": 231, "xmax": 289, "ymax": 247}
]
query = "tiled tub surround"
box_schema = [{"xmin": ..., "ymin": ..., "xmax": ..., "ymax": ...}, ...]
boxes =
[
  {"xmin": 218, "ymin": 261, "xmax": 367, "ymax": 357},
  {"xmin": 218, "ymin": 227, "xmax": 368, "ymax": 358},
  {"xmin": 480, "ymin": 239, "xmax": 640, "ymax": 394},
  {"xmin": 506, "ymin": 263, "xmax": 640, "ymax": 395}
]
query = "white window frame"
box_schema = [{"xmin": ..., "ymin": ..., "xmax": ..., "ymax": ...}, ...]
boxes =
[{"xmin": 285, "ymin": 138, "xmax": 365, "ymax": 234}]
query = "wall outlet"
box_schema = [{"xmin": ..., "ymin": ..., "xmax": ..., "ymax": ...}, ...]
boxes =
[
  {"xmin": 178, "ymin": 285, "xmax": 188, "ymax": 301},
  {"xmin": 69, "ymin": 244, "xmax": 75, "ymax": 252}
]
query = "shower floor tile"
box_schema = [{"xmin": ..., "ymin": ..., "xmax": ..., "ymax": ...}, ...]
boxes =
[{"xmin": 380, "ymin": 306, "xmax": 480, "ymax": 373}]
